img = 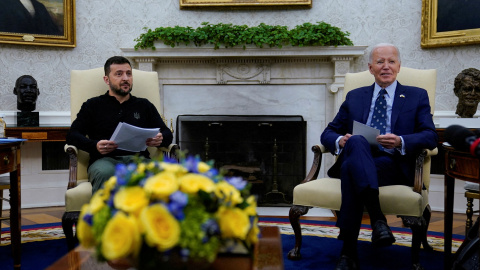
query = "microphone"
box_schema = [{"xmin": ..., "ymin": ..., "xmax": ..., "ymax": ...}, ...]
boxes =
[{"xmin": 445, "ymin": 125, "xmax": 480, "ymax": 157}]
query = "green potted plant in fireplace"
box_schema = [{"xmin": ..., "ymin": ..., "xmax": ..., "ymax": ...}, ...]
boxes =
[{"xmin": 134, "ymin": 21, "xmax": 353, "ymax": 50}]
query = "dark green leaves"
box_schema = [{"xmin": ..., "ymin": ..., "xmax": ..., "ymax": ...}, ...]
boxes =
[{"xmin": 134, "ymin": 22, "xmax": 353, "ymax": 50}]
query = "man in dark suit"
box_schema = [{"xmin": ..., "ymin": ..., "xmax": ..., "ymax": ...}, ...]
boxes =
[
  {"xmin": 0, "ymin": 0, "xmax": 61, "ymax": 35},
  {"xmin": 320, "ymin": 43, "xmax": 438, "ymax": 270}
]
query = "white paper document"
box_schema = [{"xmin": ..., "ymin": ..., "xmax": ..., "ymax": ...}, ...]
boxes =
[
  {"xmin": 109, "ymin": 122, "xmax": 159, "ymax": 152},
  {"xmin": 352, "ymin": 120, "xmax": 380, "ymax": 146}
]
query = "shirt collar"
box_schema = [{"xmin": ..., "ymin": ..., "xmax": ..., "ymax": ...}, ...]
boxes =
[{"xmin": 373, "ymin": 80, "xmax": 397, "ymax": 98}]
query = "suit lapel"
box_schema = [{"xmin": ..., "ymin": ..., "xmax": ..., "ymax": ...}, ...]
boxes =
[
  {"xmin": 362, "ymin": 84, "xmax": 375, "ymax": 123},
  {"xmin": 391, "ymin": 83, "xmax": 406, "ymax": 132}
]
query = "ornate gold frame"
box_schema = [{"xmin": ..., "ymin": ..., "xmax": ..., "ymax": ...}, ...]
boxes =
[
  {"xmin": 0, "ymin": 0, "xmax": 75, "ymax": 47},
  {"xmin": 421, "ymin": 0, "xmax": 480, "ymax": 48},
  {"xmin": 180, "ymin": 0, "xmax": 312, "ymax": 9}
]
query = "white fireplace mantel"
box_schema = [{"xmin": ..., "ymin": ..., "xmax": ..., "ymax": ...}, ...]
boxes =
[{"xmin": 122, "ymin": 45, "xmax": 367, "ymax": 112}]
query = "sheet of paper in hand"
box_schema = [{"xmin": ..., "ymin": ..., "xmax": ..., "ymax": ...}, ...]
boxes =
[
  {"xmin": 110, "ymin": 122, "xmax": 159, "ymax": 152},
  {"xmin": 352, "ymin": 120, "xmax": 380, "ymax": 146}
]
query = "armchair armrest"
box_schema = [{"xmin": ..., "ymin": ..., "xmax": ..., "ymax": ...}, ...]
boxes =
[
  {"xmin": 413, "ymin": 147, "xmax": 438, "ymax": 194},
  {"xmin": 301, "ymin": 144, "xmax": 325, "ymax": 184},
  {"xmin": 158, "ymin": 143, "xmax": 180, "ymax": 160},
  {"xmin": 300, "ymin": 145, "xmax": 438, "ymax": 194},
  {"xmin": 64, "ymin": 144, "xmax": 79, "ymax": 190}
]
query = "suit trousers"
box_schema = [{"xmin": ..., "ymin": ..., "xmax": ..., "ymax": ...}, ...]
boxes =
[{"xmin": 336, "ymin": 135, "xmax": 404, "ymax": 237}]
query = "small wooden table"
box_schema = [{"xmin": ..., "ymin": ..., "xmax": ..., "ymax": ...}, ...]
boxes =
[
  {"xmin": 0, "ymin": 141, "xmax": 23, "ymax": 269},
  {"xmin": 47, "ymin": 226, "xmax": 284, "ymax": 270},
  {"xmin": 443, "ymin": 144, "xmax": 480, "ymax": 269}
]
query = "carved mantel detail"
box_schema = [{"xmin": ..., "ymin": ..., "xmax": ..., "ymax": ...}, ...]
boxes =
[{"xmin": 216, "ymin": 59, "xmax": 271, "ymax": 84}]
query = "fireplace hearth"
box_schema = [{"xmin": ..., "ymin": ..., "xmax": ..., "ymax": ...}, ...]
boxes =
[{"xmin": 177, "ymin": 115, "xmax": 306, "ymax": 205}]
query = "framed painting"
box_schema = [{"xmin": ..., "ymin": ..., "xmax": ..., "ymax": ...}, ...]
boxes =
[
  {"xmin": 0, "ymin": 0, "xmax": 75, "ymax": 47},
  {"xmin": 421, "ymin": 0, "xmax": 480, "ymax": 48},
  {"xmin": 180, "ymin": 0, "xmax": 312, "ymax": 9}
]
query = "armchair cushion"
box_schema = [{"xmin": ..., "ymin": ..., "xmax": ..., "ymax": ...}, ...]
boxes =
[
  {"xmin": 293, "ymin": 180, "xmax": 428, "ymax": 216},
  {"xmin": 65, "ymin": 181, "xmax": 92, "ymax": 212}
]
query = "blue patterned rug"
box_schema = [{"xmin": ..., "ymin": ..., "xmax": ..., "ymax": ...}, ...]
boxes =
[
  {"xmin": 259, "ymin": 217, "xmax": 465, "ymax": 270},
  {"xmin": 0, "ymin": 218, "xmax": 466, "ymax": 269}
]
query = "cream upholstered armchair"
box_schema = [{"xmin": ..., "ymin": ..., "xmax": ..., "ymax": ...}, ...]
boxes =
[
  {"xmin": 62, "ymin": 67, "xmax": 178, "ymax": 250},
  {"xmin": 287, "ymin": 67, "xmax": 438, "ymax": 269}
]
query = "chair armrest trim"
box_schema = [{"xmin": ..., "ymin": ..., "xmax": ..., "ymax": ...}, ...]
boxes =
[
  {"xmin": 301, "ymin": 145, "xmax": 323, "ymax": 184},
  {"xmin": 64, "ymin": 144, "xmax": 79, "ymax": 190}
]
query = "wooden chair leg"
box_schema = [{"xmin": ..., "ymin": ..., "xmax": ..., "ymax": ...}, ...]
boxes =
[
  {"xmin": 287, "ymin": 205, "xmax": 310, "ymax": 260},
  {"xmin": 421, "ymin": 206, "xmax": 433, "ymax": 252},
  {"xmin": 62, "ymin": 211, "xmax": 80, "ymax": 251},
  {"xmin": 409, "ymin": 222, "xmax": 424, "ymax": 270},
  {"xmin": 401, "ymin": 208, "xmax": 432, "ymax": 270},
  {"xmin": 466, "ymin": 197, "xmax": 474, "ymax": 234}
]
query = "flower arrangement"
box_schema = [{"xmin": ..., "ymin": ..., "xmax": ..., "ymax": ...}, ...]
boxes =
[{"xmin": 77, "ymin": 155, "xmax": 259, "ymax": 269}]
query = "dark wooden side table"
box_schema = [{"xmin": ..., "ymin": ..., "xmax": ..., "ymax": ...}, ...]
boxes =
[
  {"xmin": 0, "ymin": 141, "xmax": 23, "ymax": 269},
  {"xmin": 5, "ymin": 125, "xmax": 69, "ymax": 142},
  {"xmin": 443, "ymin": 144, "xmax": 480, "ymax": 269}
]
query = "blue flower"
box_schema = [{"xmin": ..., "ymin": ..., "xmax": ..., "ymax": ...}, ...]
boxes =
[
  {"xmin": 168, "ymin": 191, "xmax": 188, "ymax": 220},
  {"xmin": 183, "ymin": 155, "xmax": 201, "ymax": 173},
  {"xmin": 225, "ymin": 176, "xmax": 247, "ymax": 190},
  {"xmin": 83, "ymin": 213, "xmax": 93, "ymax": 225},
  {"xmin": 202, "ymin": 218, "xmax": 220, "ymax": 237}
]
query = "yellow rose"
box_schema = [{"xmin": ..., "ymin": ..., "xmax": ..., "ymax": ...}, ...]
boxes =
[
  {"xmin": 179, "ymin": 173, "xmax": 215, "ymax": 194},
  {"xmin": 136, "ymin": 163, "xmax": 146, "ymax": 174},
  {"xmin": 101, "ymin": 212, "xmax": 141, "ymax": 260},
  {"xmin": 147, "ymin": 161, "xmax": 156, "ymax": 170},
  {"xmin": 114, "ymin": 186, "xmax": 149, "ymax": 216},
  {"xmin": 214, "ymin": 181, "xmax": 243, "ymax": 205},
  {"xmin": 244, "ymin": 195, "xmax": 258, "ymax": 216},
  {"xmin": 90, "ymin": 190, "xmax": 106, "ymax": 214},
  {"xmin": 197, "ymin": 161, "xmax": 210, "ymax": 173},
  {"xmin": 144, "ymin": 171, "xmax": 179, "ymax": 201},
  {"xmin": 103, "ymin": 176, "xmax": 117, "ymax": 194},
  {"xmin": 160, "ymin": 163, "xmax": 188, "ymax": 175},
  {"xmin": 217, "ymin": 206, "xmax": 250, "ymax": 240},
  {"xmin": 247, "ymin": 217, "xmax": 260, "ymax": 244},
  {"xmin": 140, "ymin": 204, "xmax": 180, "ymax": 251},
  {"xmin": 77, "ymin": 205, "xmax": 95, "ymax": 248}
]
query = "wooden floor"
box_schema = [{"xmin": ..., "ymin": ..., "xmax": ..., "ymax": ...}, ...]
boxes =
[{"xmin": 0, "ymin": 206, "xmax": 475, "ymax": 237}]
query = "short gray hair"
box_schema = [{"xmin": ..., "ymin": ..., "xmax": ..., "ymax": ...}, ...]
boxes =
[{"xmin": 368, "ymin": 43, "xmax": 401, "ymax": 64}]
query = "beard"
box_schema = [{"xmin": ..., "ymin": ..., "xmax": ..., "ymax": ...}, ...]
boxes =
[{"xmin": 111, "ymin": 82, "xmax": 132, "ymax": 97}]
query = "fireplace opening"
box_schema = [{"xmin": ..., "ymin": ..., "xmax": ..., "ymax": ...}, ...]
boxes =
[{"xmin": 176, "ymin": 115, "xmax": 306, "ymax": 206}]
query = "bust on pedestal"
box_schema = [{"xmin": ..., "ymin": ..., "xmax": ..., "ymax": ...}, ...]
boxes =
[
  {"xmin": 454, "ymin": 68, "xmax": 480, "ymax": 118},
  {"xmin": 13, "ymin": 75, "xmax": 40, "ymax": 126}
]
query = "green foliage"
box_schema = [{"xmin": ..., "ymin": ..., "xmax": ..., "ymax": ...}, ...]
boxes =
[{"xmin": 134, "ymin": 22, "xmax": 353, "ymax": 50}]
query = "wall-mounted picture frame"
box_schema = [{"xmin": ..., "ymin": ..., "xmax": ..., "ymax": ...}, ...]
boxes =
[
  {"xmin": 0, "ymin": 0, "xmax": 75, "ymax": 48},
  {"xmin": 180, "ymin": 0, "xmax": 312, "ymax": 9},
  {"xmin": 421, "ymin": 0, "xmax": 480, "ymax": 48}
]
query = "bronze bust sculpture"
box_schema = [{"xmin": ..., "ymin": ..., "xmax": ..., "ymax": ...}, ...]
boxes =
[
  {"xmin": 454, "ymin": 68, "xmax": 480, "ymax": 118},
  {"xmin": 13, "ymin": 75, "xmax": 40, "ymax": 112}
]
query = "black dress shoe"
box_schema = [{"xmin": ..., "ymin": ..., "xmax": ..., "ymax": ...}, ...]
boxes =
[
  {"xmin": 371, "ymin": 220, "xmax": 395, "ymax": 247},
  {"xmin": 335, "ymin": 255, "xmax": 358, "ymax": 270}
]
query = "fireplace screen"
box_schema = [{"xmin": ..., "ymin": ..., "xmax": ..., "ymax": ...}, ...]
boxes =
[{"xmin": 176, "ymin": 115, "xmax": 306, "ymax": 206}]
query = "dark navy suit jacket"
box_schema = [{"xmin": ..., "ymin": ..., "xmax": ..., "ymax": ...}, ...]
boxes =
[{"xmin": 320, "ymin": 82, "xmax": 438, "ymax": 185}]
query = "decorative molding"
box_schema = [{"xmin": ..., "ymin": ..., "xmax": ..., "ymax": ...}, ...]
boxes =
[{"xmin": 216, "ymin": 60, "xmax": 271, "ymax": 84}]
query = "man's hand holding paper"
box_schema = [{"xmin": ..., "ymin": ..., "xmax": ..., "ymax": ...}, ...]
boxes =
[
  {"xmin": 109, "ymin": 122, "xmax": 161, "ymax": 152},
  {"xmin": 352, "ymin": 120, "xmax": 380, "ymax": 146},
  {"xmin": 146, "ymin": 132, "xmax": 164, "ymax": 148}
]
